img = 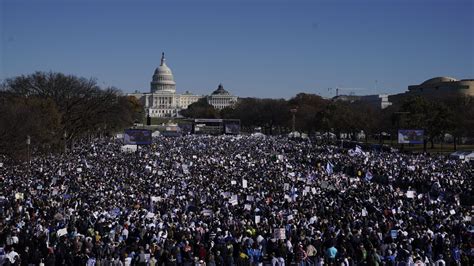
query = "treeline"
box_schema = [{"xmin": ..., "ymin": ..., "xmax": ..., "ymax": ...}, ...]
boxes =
[
  {"xmin": 182, "ymin": 92, "xmax": 474, "ymax": 149},
  {"xmin": 0, "ymin": 72, "xmax": 143, "ymax": 159}
]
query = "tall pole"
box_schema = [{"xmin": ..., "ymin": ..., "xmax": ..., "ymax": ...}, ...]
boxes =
[
  {"xmin": 26, "ymin": 135, "xmax": 31, "ymax": 165},
  {"xmin": 64, "ymin": 131, "xmax": 67, "ymax": 154},
  {"xmin": 290, "ymin": 108, "xmax": 297, "ymax": 132}
]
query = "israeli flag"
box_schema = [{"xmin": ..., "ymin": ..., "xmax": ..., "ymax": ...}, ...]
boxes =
[
  {"xmin": 290, "ymin": 186, "xmax": 297, "ymax": 201},
  {"xmin": 365, "ymin": 171, "xmax": 373, "ymax": 181},
  {"xmin": 326, "ymin": 162, "xmax": 334, "ymax": 175},
  {"xmin": 349, "ymin": 145, "xmax": 366, "ymax": 157}
]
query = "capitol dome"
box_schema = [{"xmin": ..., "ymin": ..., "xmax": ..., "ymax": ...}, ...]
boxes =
[
  {"xmin": 421, "ymin": 76, "xmax": 458, "ymax": 85},
  {"xmin": 150, "ymin": 52, "xmax": 176, "ymax": 93},
  {"xmin": 211, "ymin": 83, "xmax": 230, "ymax": 95}
]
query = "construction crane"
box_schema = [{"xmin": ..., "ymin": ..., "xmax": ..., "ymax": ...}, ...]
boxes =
[{"xmin": 327, "ymin": 87, "xmax": 367, "ymax": 97}]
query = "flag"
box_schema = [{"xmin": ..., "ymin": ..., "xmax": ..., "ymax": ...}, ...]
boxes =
[
  {"xmin": 326, "ymin": 162, "xmax": 334, "ymax": 175},
  {"xmin": 355, "ymin": 145, "xmax": 364, "ymax": 155},
  {"xmin": 83, "ymin": 159, "xmax": 90, "ymax": 169},
  {"xmin": 307, "ymin": 172, "xmax": 317, "ymax": 182},
  {"xmin": 365, "ymin": 171, "xmax": 373, "ymax": 181},
  {"xmin": 290, "ymin": 186, "xmax": 297, "ymax": 201},
  {"xmin": 349, "ymin": 145, "xmax": 366, "ymax": 157}
]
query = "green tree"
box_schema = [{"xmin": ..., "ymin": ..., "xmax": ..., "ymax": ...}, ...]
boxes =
[
  {"xmin": 0, "ymin": 96, "xmax": 61, "ymax": 158},
  {"xmin": 180, "ymin": 98, "xmax": 219, "ymax": 119},
  {"xmin": 1, "ymin": 71, "xmax": 140, "ymax": 157},
  {"xmin": 400, "ymin": 96, "xmax": 455, "ymax": 150}
]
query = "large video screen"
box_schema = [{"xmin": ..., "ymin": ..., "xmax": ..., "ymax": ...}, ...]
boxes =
[
  {"xmin": 193, "ymin": 119, "xmax": 224, "ymax": 135},
  {"xmin": 124, "ymin": 129, "xmax": 152, "ymax": 145},
  {"xmin": 224, "ymin": 120, "xmax": 241, "ymax": 135},
  {"xmin": 398, "ymin": 129, "xmax": 424, "ymax": 144}
]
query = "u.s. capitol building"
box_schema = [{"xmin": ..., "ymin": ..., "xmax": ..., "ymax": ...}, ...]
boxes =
[{"xmin": 129, "ymin": 53, "xmax": 238, "ymax": 117}]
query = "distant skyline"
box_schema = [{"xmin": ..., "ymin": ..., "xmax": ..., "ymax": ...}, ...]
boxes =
[{"xmin": 1, "ymin": 0, "xmax": 473, "ymax": 99}]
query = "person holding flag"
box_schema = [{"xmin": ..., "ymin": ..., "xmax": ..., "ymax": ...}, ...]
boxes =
[
  {"xmin": 365, "ymin": 170, "xmax": 373, "ymax": 181},
  {"xmin": 326, "ymin": 161, "xmax": 334, "ymax": 175}
]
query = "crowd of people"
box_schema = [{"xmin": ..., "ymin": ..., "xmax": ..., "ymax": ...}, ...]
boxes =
[{"xmin": 0, "ymin": 135, "xmax": 472, "ymax": 266}]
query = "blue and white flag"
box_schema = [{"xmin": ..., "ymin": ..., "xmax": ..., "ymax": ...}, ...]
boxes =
[
  {"xmin": 365, "ymin": 171, "xmax": 373, "ymax": 181},
  {"xmin": 290, "ymin": 186, "xmax": 297, "ymax": 201},
  {"xmin": 355, "ymin": 145, "xmax": 364, "ymax": 155},
  {"xmin": 326, "ymin": 162, "xmax": 334, "ymax": 175},
  {"xmin": 349, "ymin": 145, "xmax": 366, "ymax": 157}
]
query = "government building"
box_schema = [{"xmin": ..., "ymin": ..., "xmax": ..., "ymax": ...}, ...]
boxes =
[
  {"xmin": 407, "ymin": 76, "xmax": 474, "ymax": 97},
  {"xmin": 129, "ymin": 53, "xmax": 238, "ymax": 117}
]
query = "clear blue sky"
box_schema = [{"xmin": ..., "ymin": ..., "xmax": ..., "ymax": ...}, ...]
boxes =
[{"xmin": 1, "ymin": 0, "xmax": 473, "ymax": 98}]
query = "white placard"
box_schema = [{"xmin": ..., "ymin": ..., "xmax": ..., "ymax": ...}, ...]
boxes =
[
  {"xmin": 231, "ymin": 180, "xmax": 237, "ymax": 185},
  {"xmin": 57, "ymin": 228, "xmax": 68, "ymax": 237},
  {"xmin": 244, "ymin": 204, "xmax": 251, "ymax": 211},
  {"xmin": 255, "ymin": 215, "xmax": 261, "ymax": 224},
  {"xmin": 77, "ymin": 168, "xmax": 82, "ymax": 173},
  {"xmin": 362, "ymin": 208, "xmax": 368, "ymax": 217},
  {"xmin": 229, "ymin": 198, "xmax": 238, "ymax": 206},
  {"xmin": 15, "ymin": 192, "xmax": 24, "ymax": 200},
  {"xmin": 449, "ymin": 209, "xmax": 456, "ymax": 215},
  {"xmin": 406, "ymin": 191, "xmax": 415, "ymax": 198},
  {"xmin": 201, "ymin": 209, "xmax": 213, "ymax": 216},
  {"xmin": 242, "ymin": 179, "xmax": 248, "ymax": 188}
]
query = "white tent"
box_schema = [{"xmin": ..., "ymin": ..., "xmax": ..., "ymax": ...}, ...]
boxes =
[
  {"xmin": 450, "ymin": 151, "xmax": 470, "ymax": 160},
  {"xmin": 465, "ymin": 152, "xmax": 474, "ymax": 161},
  {"xmin": 288, "ymin": 131, "xmax": 301, "ymax": 138},
  {"xmin": 250, "ymin": 132, "xmax": 265, "ymax": 138}
]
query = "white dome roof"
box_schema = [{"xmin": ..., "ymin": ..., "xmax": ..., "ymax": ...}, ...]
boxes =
[
  {"xmin": 151, "ymin": 53, "xmax": 176, "ymax": 93},
  {"xmin": 422, "ymin": 76, "xmax": 457, "ymax": 85}
]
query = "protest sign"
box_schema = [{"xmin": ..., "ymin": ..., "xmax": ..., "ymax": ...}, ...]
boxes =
[
  {"xmin": 15, "ymin": 193, "xmax": 24, "ymax": 200},
  {"xmin": 390, "ymin": 230, "xmax": 398, "ymax": 239},
  {"xmin": 255, "ymin": 215, "xmax": 261, "ymax": 224},
  {"xmin": 274, "ymin": 228, "xmax": 286, "ymax": 240},
  {"xmin": 57, "ymin": 228, "xmax": 68, "ymax": 237}
]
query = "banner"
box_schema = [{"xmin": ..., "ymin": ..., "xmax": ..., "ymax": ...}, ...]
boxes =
[
  {"xmin": 124, "ymin": 129, "xmax": 152, "ymax": 145},
  {"xmin": 398, "ymin": 130, "xmax": 424, "ymax": 144}
]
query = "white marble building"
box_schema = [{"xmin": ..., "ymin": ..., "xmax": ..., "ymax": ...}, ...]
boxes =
[{"xmin": 129, "ymin": 53, "xmax": 237, "ymax": 117}]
